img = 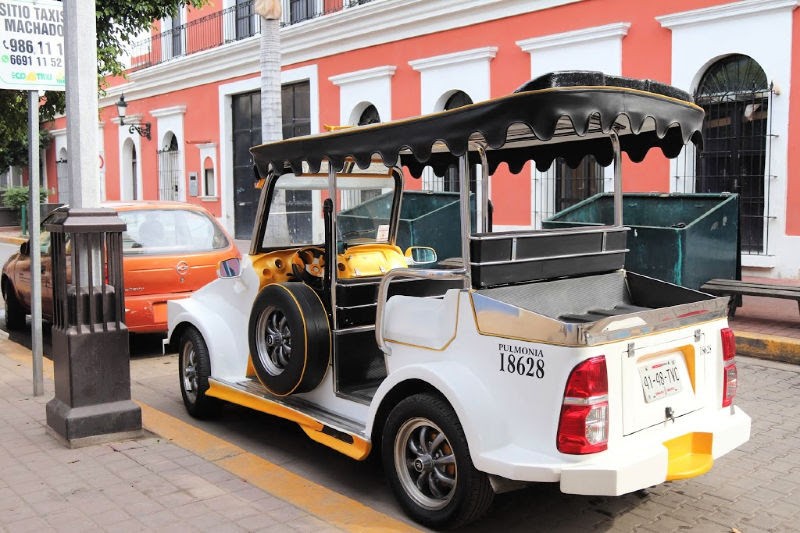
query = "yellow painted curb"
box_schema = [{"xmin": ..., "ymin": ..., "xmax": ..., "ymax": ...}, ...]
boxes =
[
  {"xmin": 140, "ymin": 403, "xmax": 418, "ymax": 532},
  {"xmin": 735, "ymin": 331, "xmax": 800, "ymax": 365},
  {"xmin": 1, "ymin": 337, "xmax": 418, "ymax": 532}
]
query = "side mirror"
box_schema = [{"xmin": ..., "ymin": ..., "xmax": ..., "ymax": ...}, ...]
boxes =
[
  {"xmin": 19, "ymin": 241, "xmax": 30, "ymax": 256},
  {"xmin": 404, "ymin": 246, "xmax": 437, "ymax": 266},
  {"xmin": 218, "ymin": 257, "xmax": 242, "ymax": 278}
]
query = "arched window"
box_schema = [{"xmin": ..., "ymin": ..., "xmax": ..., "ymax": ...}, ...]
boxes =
[
  {"xmin": 158, "ymin": 133, "xmax": 181, "ymax": 201},
  {"xmin": 357, "ymin": 104, "xmax": 380, "ymax": 126},
  {"xmin": 121, "ymin": 139, "xmax": 138, "ymax": 201},
  {"xmin": 695, "ymin": 54, "xmax": 770, "ymax": 253},
  {"xmin": 203, "ymin": 156, "xmax": 215, "ymax": 197},
  {"xmin": 444, "ymin": 91, "xmax": 472, "ymax": 111}
]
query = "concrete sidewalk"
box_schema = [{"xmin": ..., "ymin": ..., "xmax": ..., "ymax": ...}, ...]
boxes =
[{"xmin": 0, "ymin": 330, "xmax": 416, "ymax": 532}]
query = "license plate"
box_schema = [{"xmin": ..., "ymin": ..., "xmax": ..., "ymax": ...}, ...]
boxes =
[{"xmin": 638, "ymin": 358, "xmax": 682, "ymax": 403}]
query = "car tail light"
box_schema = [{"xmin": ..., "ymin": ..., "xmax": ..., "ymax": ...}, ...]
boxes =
[
  {"xmin": 720, "ymin": 328, "xmax": 737, "ymax": 407},
  {"xmin": 720, "ymin": 327, "xmax": 736, "ymax": 361},
  {"xmin": 557, "ymin": 356, "xmax": 609, "ymax": 454}
]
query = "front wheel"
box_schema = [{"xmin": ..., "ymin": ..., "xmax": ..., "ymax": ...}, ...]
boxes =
[
  {"xmin": 382, "ymin": 394, "xmax": 494, "ymax": 529},
  {"xmin": 178, "ymin": 326, "xmax": 221, "ymax": 418}
]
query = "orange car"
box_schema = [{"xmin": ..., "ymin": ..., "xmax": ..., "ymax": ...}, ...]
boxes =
[{"xmin": 2, "ymin": 201, "xmax": 240, "ymax": 334}]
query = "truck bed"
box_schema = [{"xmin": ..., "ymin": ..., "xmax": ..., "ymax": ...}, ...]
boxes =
[{"xmin": 474, "ymin": 270, "xmax": 728, "ymax": 345}]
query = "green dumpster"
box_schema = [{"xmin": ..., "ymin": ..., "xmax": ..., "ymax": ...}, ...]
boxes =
[
  {"xmin": 339, "ymin": 191, "xmax": 473, "ymax": 261},
  {"xmin": 543, "ymin": 193, "xmax": 739, "ymax": 289}
]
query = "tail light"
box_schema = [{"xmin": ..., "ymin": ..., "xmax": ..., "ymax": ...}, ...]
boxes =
[
  {"xmin": 720, "ymin": 327, "xmax": 737, "ymax": 407},
  {"xmin": 557, "ymin": 356, "xmax": 609, "ymax": 454}
]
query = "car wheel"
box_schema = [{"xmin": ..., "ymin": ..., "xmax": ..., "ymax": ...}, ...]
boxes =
[
  {"xmin": 248, "ymin": 283, "xmax": 330, "ymax": 396},
  {"xmin": 382, "ymin": 393, "xmax": 494, "ymax": 530},
  {"xmin": 3, "ymin": 279, "xmax": 26, "ymax": 331},
  {"xmin": 179, "ymin": 326, "xmax": 221, "ymax": 418}
]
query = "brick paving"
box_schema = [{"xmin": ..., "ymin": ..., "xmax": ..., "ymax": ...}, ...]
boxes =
[{"xmin": 0, "ymin": 337, "xmax": 345, "ymax": 533}]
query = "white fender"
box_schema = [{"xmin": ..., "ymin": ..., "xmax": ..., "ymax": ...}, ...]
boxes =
[
  {"xmin": 367, "ymin": 361, "xmax": 509, "ymax": 468},
  {"xmin": 167, "ymin": 257, "xmax": 261, "ymax": 380}
]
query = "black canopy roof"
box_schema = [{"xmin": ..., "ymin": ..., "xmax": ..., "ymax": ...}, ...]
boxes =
[{"xmin": 250, "ymin": 71, "xmax": 704, "ymax": 178}]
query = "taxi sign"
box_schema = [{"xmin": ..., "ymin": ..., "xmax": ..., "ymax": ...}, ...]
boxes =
[{"xmin": 0, "ymin": 0, "xmax": 65, "ymax": 91}]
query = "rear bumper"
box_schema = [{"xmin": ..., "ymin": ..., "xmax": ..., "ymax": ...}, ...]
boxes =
[
  {"xmin": 478, "ymin": 406, "xmax": 751, "ymax": 496},
  {"xmin": 125, "ymin": 293, "xmax": 191, "ymax": 333}
]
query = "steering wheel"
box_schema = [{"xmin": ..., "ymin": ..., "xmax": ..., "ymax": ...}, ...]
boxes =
[{"xmin": 291, "ymin": 247, "xmax": 325, "ymax": 286}]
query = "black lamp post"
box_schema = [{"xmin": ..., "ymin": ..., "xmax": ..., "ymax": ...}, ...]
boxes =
[{"xmin": 116, "ymin": 94, "xmax": 152, "ymax": 140}]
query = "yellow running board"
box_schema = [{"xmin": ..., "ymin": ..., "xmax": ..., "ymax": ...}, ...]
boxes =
[
  {"xmin": 664, "ymin": 432, "xmax": 713, "ymax": 480},
  {"xmin": 207, "ymin": 380, "xmax": 371, "ymax": 460}
]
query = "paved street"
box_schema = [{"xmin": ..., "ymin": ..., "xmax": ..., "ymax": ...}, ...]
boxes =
[{"xmin": 94, "ymin": 352, "xmax": 800, "ymax": 531}]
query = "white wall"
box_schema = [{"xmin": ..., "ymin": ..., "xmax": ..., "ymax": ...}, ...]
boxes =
[{"xmin": 659, "ymin": 0, "xmax": 799, "ymax": 278}]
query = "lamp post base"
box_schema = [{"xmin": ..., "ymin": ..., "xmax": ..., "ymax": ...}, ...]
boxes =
[{"xmin": 45, "ymin": 399, "xmax": 143, "ymax": 448}]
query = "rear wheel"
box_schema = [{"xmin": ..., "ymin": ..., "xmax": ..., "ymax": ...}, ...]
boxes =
[
  {"xmin": 382, "ymin": 393, "xmax": 494, "ymax": 529},
  {"xmin": 3, "ymin": 279, "xmax": 26, "ymax": 331},
  {"xmin": 248, "ymin": 283, "xmax": 330, "ymax": 396},
  {"xmin": 178, "ymin": 326, "xmax": 221, "ymax": 418}
]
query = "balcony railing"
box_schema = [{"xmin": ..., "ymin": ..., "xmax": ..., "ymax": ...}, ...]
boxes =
[{"xmin": 129, "ymin": 0, "xmax": 375, "ymax": 71}]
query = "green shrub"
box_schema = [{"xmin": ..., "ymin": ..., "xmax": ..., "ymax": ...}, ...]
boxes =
[{"xmin": 0, "ymin": 186, "xmax": 50, "ymax": 210}]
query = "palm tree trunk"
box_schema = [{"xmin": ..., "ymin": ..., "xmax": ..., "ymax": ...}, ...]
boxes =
[{"xmin": 256, "ymin": 1, "xmax": 288, "ymax": 241}]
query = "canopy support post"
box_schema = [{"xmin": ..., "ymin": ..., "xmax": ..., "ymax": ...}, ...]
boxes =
[
  {"xmin": 458, "ymin": 153, "xmax": 472, "ymax": 289},
  {"xmin": 609, "ymin": 130, "xmax": 623, "ymax": 227}
]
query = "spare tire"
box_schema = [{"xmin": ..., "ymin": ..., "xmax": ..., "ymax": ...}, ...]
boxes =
[{"xmin": 248, "ymin": 283, "xmax": 330, "ymax": 396}]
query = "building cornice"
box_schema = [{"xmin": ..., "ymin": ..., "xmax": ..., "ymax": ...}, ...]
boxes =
[
  {"xmin": 329, "ymin": 65, "xmax": 397, "ymax": 86},
  {"xmin": 100, "ymin": 0, "xmax": 583, "ymax": 106},
  {"xmin": 151, "ymin": 105, "xmax": 188, "ymax": 118},
  {"xmin": 409, "ymin": 47, "xmax": 498, "ymax": 72},
  {"xmin": 516, "ymin": 22, "xmax": 630, "ymax": 53},
  {"xmin": 657, "ymin": 0, "xmax": 799, "ymax": 29}
]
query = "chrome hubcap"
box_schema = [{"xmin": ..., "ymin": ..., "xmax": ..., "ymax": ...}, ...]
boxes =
[
  {"xmin": 394, "ymin": 417, "xmax": 457, "ymax": 510},
  {"xmin": 181, "ymin": 341, "xmax": 198, "ymax": 403},
  {"xmin": 255, "ymin": 306, "xmax": 291, "ymax": 376}
]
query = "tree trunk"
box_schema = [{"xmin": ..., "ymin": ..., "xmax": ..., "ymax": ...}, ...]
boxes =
[{"xmin": 257, "ymin": 3, "xmax": 288, "ymax": 242}]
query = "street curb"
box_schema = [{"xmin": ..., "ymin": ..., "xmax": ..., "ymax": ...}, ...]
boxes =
[{"xmin": 735, "ymin": 331, "xmax": 800, "ymax": 365}]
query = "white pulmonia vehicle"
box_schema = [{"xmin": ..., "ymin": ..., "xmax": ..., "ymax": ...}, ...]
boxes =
[{"xmin": 167, "ymin": 72, "xmax": 751, "ymax": 529}]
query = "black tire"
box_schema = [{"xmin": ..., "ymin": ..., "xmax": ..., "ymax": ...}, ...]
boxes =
[
  {"xmin": 3, "ymin": 279, "xmax": 26, "ymax": 331},
  {"xmin": 178, "ymin": 326, "xmax": 221, "ymax": 418},
  {"xmin": 382, "ymin": 393, "xmax": 494, "ymax": 530},
  {"xmin": 248, "ymin": 283, "xmax": 330, "ymax": 396}
]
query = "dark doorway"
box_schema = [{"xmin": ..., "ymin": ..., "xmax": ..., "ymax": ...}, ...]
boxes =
[
  {"xmin": 232, "ymin": 91, "xmax": 261, "ymax": 238},
  {"xmin": 695, "ymin": 54, "xmax": 770, "ymax": 253},
  {"xmin": 281, "ymin": 82, "xmax": 312, "ymax": 243},
  {"xmin": 232, "ymin": 82, "xmax": 312, "ymax": 240}
]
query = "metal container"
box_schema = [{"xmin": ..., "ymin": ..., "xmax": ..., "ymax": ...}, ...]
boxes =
[{"xmin": 543, "ymin": 193, "xmax": 740, "ymax": 289}]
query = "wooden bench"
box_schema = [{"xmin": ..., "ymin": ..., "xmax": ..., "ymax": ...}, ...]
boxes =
[{"xmin": 700, "ymin": 278, "xmax": 800, "ymax": 318}]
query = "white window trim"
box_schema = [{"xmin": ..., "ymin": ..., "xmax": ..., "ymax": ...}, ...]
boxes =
[
  {"xmin": 330, "ymin": 65, "xmax": 396, "ymax": 125},
  {"xmin": 517, "ymin": 22, "xmax": 630, "ymax": 54},
  {"xmin": 198, "ymin": 143, "xmax": 218, "ymax": 199},
  {"xmin": 656, "ymin": 0, "xmax": 799, "ymax": 28},
  {"xmin": 112, "ymin": 117, "xmax": 144, "ymax": 201}
]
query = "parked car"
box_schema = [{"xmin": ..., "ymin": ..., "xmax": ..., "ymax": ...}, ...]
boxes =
[{"xmin": 2, "ymin": 201, "xmax": 240, "ymax": 334}]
